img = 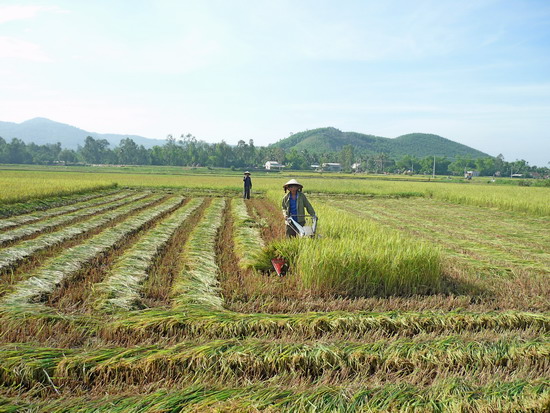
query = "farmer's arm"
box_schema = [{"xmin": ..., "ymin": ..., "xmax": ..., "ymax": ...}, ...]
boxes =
[
  {"xmin": 304, "ymin": 195, "xmax": 315, "ymax": 216},
  {"xmin": 281, "ymin": 195, "xmax": 288, "ymax": 218}
]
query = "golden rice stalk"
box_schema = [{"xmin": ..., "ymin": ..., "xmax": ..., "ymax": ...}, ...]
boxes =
[
  {"xmin": 95, "ymin": 198, "xmax": 203, "ymax": 312},
  {"xmin": 171, "ymin": 198, "xmax": 226, "ymax": 311},
  {"xmin": 0, "ymin": 196, "xmax": 184, "ymax": 316},
  {"xmin": 231, "ymin": 198, "xmax": 265, "ymax": 269},
  {"xmin": 0, "ymin": 192, "xmax": 156, "ymax": 272}
]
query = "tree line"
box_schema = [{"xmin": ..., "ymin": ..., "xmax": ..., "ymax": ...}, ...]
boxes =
[{"xmin": 0, "ymin": 135, "xmax": 548, "ymax": 178}]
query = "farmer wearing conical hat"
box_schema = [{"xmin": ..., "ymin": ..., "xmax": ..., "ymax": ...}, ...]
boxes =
[
  {"xmin": 282, "ymin": 179, "xmax": 315, "ymax": 238},
  {"xmin": 243, "ymin": 171, "xmax": 252, "ymax": 199}
]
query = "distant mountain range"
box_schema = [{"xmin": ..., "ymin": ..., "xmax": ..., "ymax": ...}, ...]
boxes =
[
  {"xmin": 0, "ymin": 119, "xmax": 491, "ymax": 160},
  {"xmin": 0, "ymin": 118, "xmax": 164, "ymax": 150},
  {"xmin": 270, "ymin": 127, "xmax": 491, "ymax": 159}
]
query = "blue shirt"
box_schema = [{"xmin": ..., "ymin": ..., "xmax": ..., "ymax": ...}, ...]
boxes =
[{"xmin": 289, "ymin": 195, "xmax": 298, "ymax": 221}]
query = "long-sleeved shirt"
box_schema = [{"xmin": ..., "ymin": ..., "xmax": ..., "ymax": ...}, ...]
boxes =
[{"xmin": 281, "ymin": 192, "xmax": 315, "ymax": 225}]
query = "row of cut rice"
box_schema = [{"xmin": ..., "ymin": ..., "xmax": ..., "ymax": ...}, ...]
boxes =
[{"xmin": 0, "ymin": 192, "xmax": 157, "ymax": 273}]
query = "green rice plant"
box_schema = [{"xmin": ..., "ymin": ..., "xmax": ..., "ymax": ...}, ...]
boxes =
[
  {"xmin": 262, "ymin": 190, "xmax": 443, "ymax": 297},
  {"xmin": 171, "ymin": 198, "xmax": 226, "ymax": 311},
  {"xmin": 2, "ymin": 168, "xmax": 548, "ymax": 216},
  {"xmin": 332, "ymin": 197, "xmax": 550, "ymax": 278},
  {"xmin": 0, "ymin": 397, "xmax": 26, "ymax": 413},
  {"xmin": 0, "ymin": 196, "xmax": 184, "ymax": 315},
  {"xmin": 0, "ymin": 192, "xmax": 156, "ymax": 273},
  {"xmin": 0, "ymin": 344, "xmax": 70, "ymax": 388},
  {"xmin": 104, "ymin": 308, "xmax": 550, "ymax": 343},
  {"xmin": 430, "ymin": 183, "xmax": 550, "ymax": 217},
  {"xmin": 0, "ymin": 171, "xmax": 116, "ymax": 205},
  {"xmin": 0, "ymin": 188, "xmax": 122, "ymax": 230},
  {"xmin": 2, "ymin": 337, "xmax": 549, "ymax": 388},
  {"xmin": 1, "ymin": 379, "xmax": 548, "ymax": 412},
  {"xmin": 231, "ymin": 198, "xmax": 265, "ymax": 269},
  {"xmin": 0, "ymin": 191, "xmax": 141, "ymax": 246},
  {"xmin": 94, "ymin": 198, "xmax": 203, "ymax": 312},
  {"xmin": 58, "ymin": 338, "xmax": 549, "ymax": 385}
]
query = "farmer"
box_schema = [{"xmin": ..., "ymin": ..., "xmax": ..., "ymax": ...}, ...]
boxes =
[
  {"xmin": 281, "ymin": 179, "xmax": 316, "ymax": 237},
  {"xmin": 243, "ymin": 171, "xmax": 252, "ymax": 199}
]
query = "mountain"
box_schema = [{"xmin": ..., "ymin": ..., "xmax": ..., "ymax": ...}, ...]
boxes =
[
  {"xmin": 270, "ymin": 127, "xmax": 491, "ymax": 159},
  {"xmin": 0, "ymin": 118, "xmax": 165, "ymax": 149}
]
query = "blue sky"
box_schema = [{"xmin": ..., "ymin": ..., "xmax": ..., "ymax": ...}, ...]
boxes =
[{"xmin": 1, "ymin": 0, "xmax": 549, "ymax": 165}]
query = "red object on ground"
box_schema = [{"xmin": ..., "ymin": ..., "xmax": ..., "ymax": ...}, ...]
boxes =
[{"xmin": 271, "ymin": 258, "xmax": 286, "ymax": 276}]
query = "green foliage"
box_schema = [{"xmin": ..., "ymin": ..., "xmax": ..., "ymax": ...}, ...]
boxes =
[
  {"xmin": 270, "ymin": 128, "xmax": 490, "ymax": 159},
  {"xmin": 1, "ymin": 128, "xmax": 549, "ymax": 175}
]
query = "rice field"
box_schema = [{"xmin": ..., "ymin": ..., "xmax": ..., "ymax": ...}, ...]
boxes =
[{"xmin": 0, "ymin": 168, "xmax": 548, "ymax": 412}]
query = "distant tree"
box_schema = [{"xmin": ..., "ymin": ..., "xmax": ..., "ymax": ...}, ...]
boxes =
[
  {"xmin": 5, "ymin": 138, "xmax": 32, "ymax": 164},
  {"xmin": 150, "ymin": 145, "xmax": 164, "ymax": 165},
  {"xmin": 0, "ymin": 137, "xmax": 8, "ymax": 163},
  {"xmin": 338, "ymin": 144, "xmax": 355, "ymax": 172},
  {"xmin": 494, "ymin": 154, "xmax": 506, "ymax": 175},
  {"xmin": 80, "ymin": 136, "xmax": 112, "ymax": 164},
  {"xmin": 395, "ymin": 155, "xmax": 420, "ymax": 174},
  {"xmin": 28, "ymin": 142, "xmax": 62, "ymax": 164},
  {"xmin": 115, "ymin": 138, "xmax": 149, "ymax": 165},
  {"xmin": 374, "ymin": 152, "xmax": 389, "ymax": 173},
  {"xmin": 58, "ymin": 149, "xmax": 78, "ymax": 164},
  {"xmin": 162, "ymin": 135, "xmax": 185, "ymax": 166},
  {"xmin": 510, "ymin": 159, "xmax": 528, "ymax": 177},
  {"xmin": 448, "ymin": 156, "xmax": 476, "ymax": 176}
]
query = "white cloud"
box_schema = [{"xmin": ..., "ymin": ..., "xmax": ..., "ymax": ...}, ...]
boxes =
[
  {"xmin": 0, "ymin": 36, "xmax": 51, "ymax": 62},
  {"xmin": 0, "ymin": 5, "xmax": 66, "ymax": 24}
]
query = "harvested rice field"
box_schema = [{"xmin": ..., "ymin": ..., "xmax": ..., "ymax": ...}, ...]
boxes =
[{"xmin": 0, "ymin": 168, "xmax": 548, "ymax": 412}]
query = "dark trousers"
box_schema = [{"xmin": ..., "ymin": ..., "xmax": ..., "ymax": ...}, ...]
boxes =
[
  {"xmin": 243, "ymin": 187, "xmax": 251, "ymax": 199},
  {"xmin": 286, "ymin": 221, "xmax": 299, "ymax": 237}
]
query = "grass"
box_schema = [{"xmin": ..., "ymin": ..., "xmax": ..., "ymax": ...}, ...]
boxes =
[
  {"xmin": 103, "ymin": 308, "xmax": 550, "ymax": 344},
  {"xmin": 0, "ymin": 188, "xmax": 121, "ymax": 228},
  {"xmin": 1, "ymin": 337, "xmax": 548, "ymax": 390}
]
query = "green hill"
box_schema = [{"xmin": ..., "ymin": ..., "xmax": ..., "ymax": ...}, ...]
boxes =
[{"xmin": 270, "ymin": 127, "xmax": 490, "ymax": 159}]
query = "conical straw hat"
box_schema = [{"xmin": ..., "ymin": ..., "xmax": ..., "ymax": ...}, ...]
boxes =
[{"xmin": 283, "ymin": 179, "xmax": 303, "ymax": 190}]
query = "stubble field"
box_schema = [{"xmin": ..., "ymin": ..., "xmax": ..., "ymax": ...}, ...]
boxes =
[{"xmin": 0, "ymin": 167, "xmax": 548, "ymax": 412}]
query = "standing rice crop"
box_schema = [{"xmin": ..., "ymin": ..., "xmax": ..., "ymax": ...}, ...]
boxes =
[
  {"xmin": 262, "ymin": 191, "xmax": 442, "ymax": 297},
  {"xmin": 0, "ymin": 171, "xmax": 116, "ymax": 204}
]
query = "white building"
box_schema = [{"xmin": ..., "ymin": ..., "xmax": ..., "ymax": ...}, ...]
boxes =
[
  {"xmin": 265, "ymin": 161, "xmax": 284, "ymax": 170},
  {"xmin": 321, "ymin": 162, "xmax": 342, "ymax": 172}
]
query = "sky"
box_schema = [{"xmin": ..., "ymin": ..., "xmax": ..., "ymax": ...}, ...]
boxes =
[{"xmin": 1, "ymin": 0, "xmax": 549, "ymax": 166}]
